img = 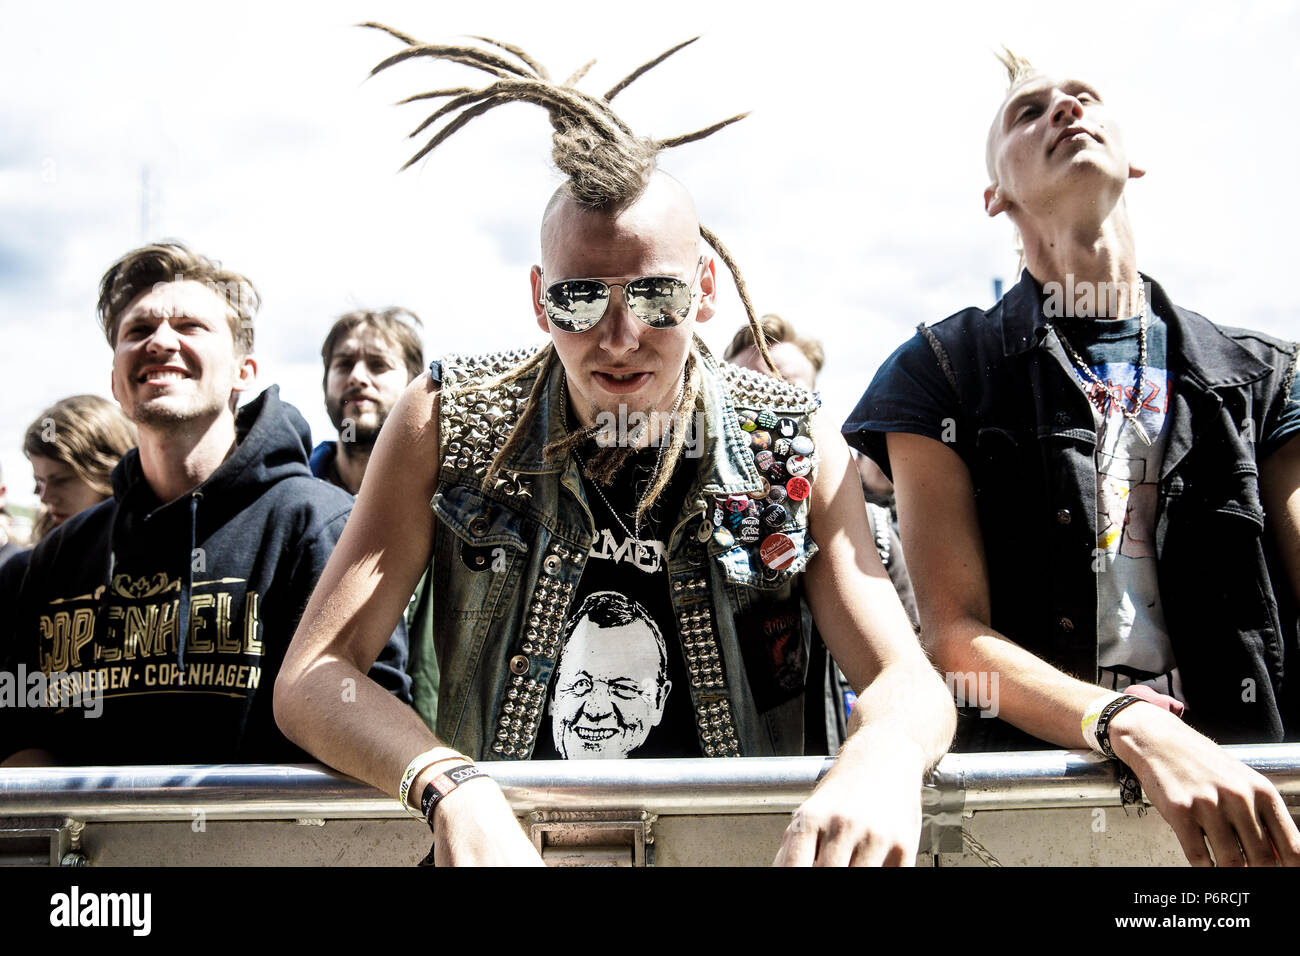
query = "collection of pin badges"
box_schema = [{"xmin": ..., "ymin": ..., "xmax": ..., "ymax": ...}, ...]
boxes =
[{"xmin": 695, "ymin": 408, "xmax": 815, "ymax": 570}]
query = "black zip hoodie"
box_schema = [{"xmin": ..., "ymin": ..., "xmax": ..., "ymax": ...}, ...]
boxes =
[{"xmin": 3, "ymin": 386, "xmax": 409, "ymax": 764}]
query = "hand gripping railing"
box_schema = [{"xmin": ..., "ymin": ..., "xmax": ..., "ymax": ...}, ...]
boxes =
[{"xmin": 2, "ymin": 744, "xmax": 1298, "ymax": 821}]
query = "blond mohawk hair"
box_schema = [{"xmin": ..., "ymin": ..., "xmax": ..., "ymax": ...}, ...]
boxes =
[
  {"xmin": 994, "ymin": 45, "xmax": 1037, "ymax": 89},
  {"xmin": 360, "ymin": 23, "xmax": 781, "ymax": 379}
]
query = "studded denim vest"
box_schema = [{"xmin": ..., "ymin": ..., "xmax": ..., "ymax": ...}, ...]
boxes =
[{"xmin": 426, "ymin": 341, "xmax": 822, "ymax": 761}]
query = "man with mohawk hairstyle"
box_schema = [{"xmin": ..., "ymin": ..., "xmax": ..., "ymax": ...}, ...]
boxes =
[
  {"xmin": 846, "ymin": 49, "xmax": 1300, "ymax": 866},
  {"xmin": 276, "ymin": 26, "xmax": 954, "ymax": 866}
]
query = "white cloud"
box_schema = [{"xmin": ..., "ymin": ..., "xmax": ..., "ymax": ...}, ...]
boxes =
[{"xmin": 2, "ymin": 0, "xmax": 1297, "ymax": 509}]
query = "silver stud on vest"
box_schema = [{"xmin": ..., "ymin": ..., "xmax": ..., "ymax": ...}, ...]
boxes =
[
  {"xmin": 439, "ymin": 347, "xmax": 538, "ymax": 496},
  {"xmin": 489, "ymin": 540, "xmax": 581, "ymax": 759},
  {"xmin": 676, "ymin": 602, "xmax": 741, "ymax": 756}
]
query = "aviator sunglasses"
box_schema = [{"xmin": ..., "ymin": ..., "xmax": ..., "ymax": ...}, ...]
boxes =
[{"xmin": 541, "ymin": 257, "xmax": 707, "ymax": 333}]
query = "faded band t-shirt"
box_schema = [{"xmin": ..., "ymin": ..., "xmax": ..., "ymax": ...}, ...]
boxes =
[
  {"xmin": 1053, "ymin": 310, "xmax": 1182, "ymax": 700},
  {"xmin": 532, "ymin": 442, "xmax": 700, "ymax": 760}
]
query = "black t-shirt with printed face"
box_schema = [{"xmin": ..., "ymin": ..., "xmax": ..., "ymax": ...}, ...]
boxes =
[{"xmin": 532, "ymin": 442, "xmax": 701, "ymax": 760}]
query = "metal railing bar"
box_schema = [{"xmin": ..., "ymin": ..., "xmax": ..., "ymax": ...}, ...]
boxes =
[{"xmin": 1, "ymin": 745, "xmax": 1296, "ymax": 822}]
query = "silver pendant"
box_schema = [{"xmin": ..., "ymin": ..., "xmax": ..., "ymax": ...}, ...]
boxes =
[{"xmin": 1128, "ymin": 417, "xmax": 1152, "ymax": 446}]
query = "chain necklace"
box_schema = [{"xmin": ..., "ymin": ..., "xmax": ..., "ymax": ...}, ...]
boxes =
[
  {"xmin": 566, "ymin": 371, "xmax": 686, "ymax": 543},
  {"xmin": 1047, "ymin": 281, "xmax": 1151, "ymax": 446},
  {"xmin": 578, "ymin": 454, "xmax": 650, "ymax": 543}
]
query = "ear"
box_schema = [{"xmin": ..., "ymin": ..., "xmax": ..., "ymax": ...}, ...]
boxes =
[
  {"xmin": 652, "ymin": 679, "xmax": 672, "ymax": 722},
  {"xmin": 984, "ymin": 183, "xmax": 1009, "ymax": 217},
  {"xmin": 1128, "ymin": 162, "xmax": 1146, "ymax": 179},
  {"xmin": 233, "ymin": 354, "xmax": 259, "ymax": 395},
  {"xmin": 109, "ymin": 366, "xmax": 120, "ymax": 405},
  {"xmin": 694, "ymin": 257, "xmax": 717, "ymax": 325},
  {"xmin": 530, "ymin": 264, "xmax": 551, "ymax": 335}
]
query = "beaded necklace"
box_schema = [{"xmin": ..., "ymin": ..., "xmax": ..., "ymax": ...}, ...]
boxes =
[{"xmin": 1047, "ymin": 282, "xmax": 1151, "ymax": 446}]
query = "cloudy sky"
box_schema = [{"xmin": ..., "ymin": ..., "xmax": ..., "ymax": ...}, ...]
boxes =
[{"xmin": 2, "ymin": 0, "xmax": 1297, "ymax": 514}]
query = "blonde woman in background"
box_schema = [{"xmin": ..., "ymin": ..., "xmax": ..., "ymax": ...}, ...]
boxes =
[{"xmin": 24, "ymin": 395, "xmax": 136, "ymax": 543}]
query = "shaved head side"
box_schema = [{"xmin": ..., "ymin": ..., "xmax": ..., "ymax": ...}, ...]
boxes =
[
  {"xmin": 986, "ymin": 47, "xmax": 1041, "ymax": 177},
  {"xmin": 540, "ymin": 171, "xmax": 702, "ymax": 274},
  {"xmin": 537, "ymin": 171, "xmax": 776, "ymax": 382},
  {"xmin": 541, "ymin": 169, "xmax": 696, "ymax": 229}
]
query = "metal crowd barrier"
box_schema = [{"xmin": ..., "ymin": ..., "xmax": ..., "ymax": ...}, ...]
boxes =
[{"xmin": 2, "ymin": 744, "xmax": 1298, "ymax": 866}]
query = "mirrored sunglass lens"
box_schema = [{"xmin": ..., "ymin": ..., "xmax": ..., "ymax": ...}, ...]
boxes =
[
  {"xmin": 546, "ymin": 281, "xmax": 609, "ymax": 330},
  {"xmin": 626, "ymin": 277, "xmax": 692, "ymax": 328}
]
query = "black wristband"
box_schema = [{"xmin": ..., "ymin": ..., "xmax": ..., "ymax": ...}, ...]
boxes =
[
  {"xmin": 1094, "ymin": 694, "xmax": 1143, "ymax": 759},
  {"xmin": 1116, "ymin": 760, "xmax": 1146, "ymax": 815},
  {"xmin": 419, "ymin": 763, "xmax": 489, "ymax": 830}
]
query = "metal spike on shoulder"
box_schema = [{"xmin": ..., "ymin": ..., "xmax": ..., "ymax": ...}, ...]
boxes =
[
  {"xmin": 439, "ymin": 347, "xmax": 544, "ymax": 484},
  {"xmin": 439, "ymin": 345, "xmax": 544, "ymax": 388},
  {"xmin": 716, "ymin": 361, "xmax": 820, "ymax": 414}
]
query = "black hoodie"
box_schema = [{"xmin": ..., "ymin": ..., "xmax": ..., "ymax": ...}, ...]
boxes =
[{"xmin": 3, "ymin": 387, "xmax": 409, "ymax": 764}]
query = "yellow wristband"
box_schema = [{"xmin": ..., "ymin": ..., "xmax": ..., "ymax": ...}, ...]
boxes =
[{"xmin": 1080, "ymin": 692, "xmax": 1124, "ymax": 755}]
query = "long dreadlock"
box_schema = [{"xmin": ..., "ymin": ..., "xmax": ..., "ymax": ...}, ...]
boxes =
[{"xmin": 363, "ymin": 24, "xmax": 775, "ymax": 514}]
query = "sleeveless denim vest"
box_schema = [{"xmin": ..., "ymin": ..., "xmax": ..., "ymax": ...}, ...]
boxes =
[{"xmin": 426, "ymin": 341, "xmax": 822, "ymax": 761}]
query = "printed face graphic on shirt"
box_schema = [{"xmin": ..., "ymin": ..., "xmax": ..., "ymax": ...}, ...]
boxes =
[
  {"xmin": 550, "ymin": 592, "xmax": 671, "ymax": 759},
  {"xmin": 1078, "ymin": 360, "xmax": 1168, "ymax": 561},
  {"xmin": 1096, "ymin": 450, "xmax": 1158, "ymax": 559}
]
